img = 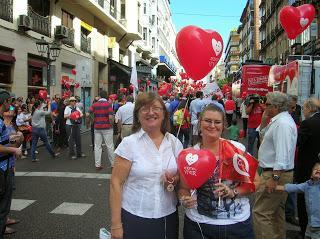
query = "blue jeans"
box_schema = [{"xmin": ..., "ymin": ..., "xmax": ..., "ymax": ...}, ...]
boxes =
[
  {"xmin": 184, "ymin": 216, "xmax": 255, "ymax": 239},
  {"xmin": 31, "ymin": 127, "xmax": 54, "ymax": 160},
  {"xmin": 247, "ymin": 128, "xmax": 259, "ymax": 155}
]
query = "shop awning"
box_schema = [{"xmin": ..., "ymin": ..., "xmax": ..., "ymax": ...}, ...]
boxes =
[
  {"xmin": 0, "ymin": 53, "xmax": 15, "ymax": 63},
  {"xmin": 136, "ymin": 58, "xmax": 153, "ymax": 68},
  {"xmin": 108, "ymin": 59, "xmax": 132, "ymax": 75}
]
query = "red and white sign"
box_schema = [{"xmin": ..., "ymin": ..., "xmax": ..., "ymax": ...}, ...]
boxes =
[
  {"xmin": 241, "ymin": 65, "xmax": 272, "ymax": 96},
  {"xmin": 268, "ymin": 61, "xmax": 298, "ymax": 95}
]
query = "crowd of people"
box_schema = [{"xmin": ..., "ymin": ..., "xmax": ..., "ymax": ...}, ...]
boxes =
[{"xmin": 0, "ymin": 87, "xmax": 320, "ymax": 239}]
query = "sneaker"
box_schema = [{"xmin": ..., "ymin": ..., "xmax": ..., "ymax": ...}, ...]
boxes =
[
  {"xmin": 23, "ymin": 150, "xmax": 28, "ymax": 156},
  {"xmin": 32, "ymin": 159, "xmax": 39, "ymax": 162},
  {"xmin": 35, "ymin": 150, "xmax": 39, "ymax": 154},
  {"xmin": 96, "ymin": 166, "xmax": 103, "ymax": 171},
  {"xmin": 77, "ymin": 153, "xmax": 86, "ymax": 158},
  {"xmin": 71, "ymin": 155, "xmax": 77, "ymax": 160},
  {"xmin": 52, "ymin": 152, "xmax": 60, "ymax": 158}
]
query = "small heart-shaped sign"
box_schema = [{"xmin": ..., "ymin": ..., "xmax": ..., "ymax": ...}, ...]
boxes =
[
  {"xmin": 186, "ymin": 153, "xmax": 198, "ymax": 166},
  {"xmin": 212, "ymin": 38, "xmax": 222, "ymax": 56},
  {"xmin": 300, "ymin": 18, "xmax": 309, "ymax": 27}
]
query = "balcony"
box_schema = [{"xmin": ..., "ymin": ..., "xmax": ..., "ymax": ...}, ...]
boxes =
[
  {"xmin": 28, "ymin": 5, "xmax": 51, "ymax": 37},
  {"xmin": 61, "ymin": 28, "xmax": 75, "ymax": 47},
  {"xmin": 81, "ymin": 35, "xmax": 91, "ymax": 54},
  {"xmin": 0, "ymin": 0, "xmax": 13, "ymax": 23}
]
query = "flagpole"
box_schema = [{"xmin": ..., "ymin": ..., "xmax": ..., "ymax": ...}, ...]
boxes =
[{"xmin": 218, "ymin": 138, "xmax": 222, "ymax": 207}]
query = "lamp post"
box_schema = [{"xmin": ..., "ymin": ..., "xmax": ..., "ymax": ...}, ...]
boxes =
[{"xmin": 36, "ymin": 36, "xmax": 61, "ymax": 94}]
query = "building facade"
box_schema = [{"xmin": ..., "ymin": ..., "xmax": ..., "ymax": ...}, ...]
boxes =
[
  {"xmin": 224, "ymin": 30, "xmax": 241, "ymax": 78},
  {"xmin": 238, "ymin": 0, "xmax": 261, "ymax": 63},
  {"xmin": 0, "ymin": 0, "xmax": 180, "ymax": 109}
]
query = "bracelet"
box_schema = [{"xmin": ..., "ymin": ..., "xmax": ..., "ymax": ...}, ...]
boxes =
[{"xmin": 111, "ymin": 223, "xmax": 123, "ymax": 230}]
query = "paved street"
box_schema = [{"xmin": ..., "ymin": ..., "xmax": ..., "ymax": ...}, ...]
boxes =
[{"xmin": 5, "ymin": 129, "xmax": 302, "ymax": 239}]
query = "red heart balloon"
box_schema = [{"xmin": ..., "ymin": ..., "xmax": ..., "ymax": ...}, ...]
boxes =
[
  {"xmin": 279, "ymin": 4, "xmax": 315, "ymax": 40},
  {"xmin": 74, "ymin": 83, "xmax": 80, "ymax": 89},
  {"xmin": 39, "ymin": 90, "xmax": 47, "ymax": 100},
  {"xmin": 177, "ymin": 148, "xmax": 216, "ymax": 189},
  {"xmin": 146, "ymin": 80, "xmax": 151, "ymax": 86},
  {"xmin": 65, "ymin": 83, "xmax": 70, "ymax": 89},
  {"xmin": 176, "ymin": 26, "xmax": 223, "ymax": 81},
  {"xmin": 239, "ymin": 129, "xmax": 245, "ymax": 139},
  {"xmin": 70, "ymin": 111, "xmax": 80, "ymax": 120},
  {"xmin": 71, "ymin": 68, "xmax": 77, "ymax": 75},
  {"xmin": 109, "ymin": 94, "xmax": 118, "ymax": 101}
]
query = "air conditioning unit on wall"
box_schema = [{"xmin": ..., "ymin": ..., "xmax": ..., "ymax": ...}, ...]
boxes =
[
  {"xmin": 55, "ymin": 25, "xmax": 69, "ymax": 39},
  {"xmin": 18, "ymin": 15, "xmax": 32, "ymax": 30}
]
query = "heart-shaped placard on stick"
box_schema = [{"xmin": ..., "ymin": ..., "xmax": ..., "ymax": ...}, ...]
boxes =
[
  {"xmin": 39, "ymin": 90, "xmax": 48, "ymax": 100},
  {"xmin": 279, "ymin": 4, "xmax": 315, "ymax": 40},
  {"xmin": 176, "ymin": 26, "xmax": 223, "ymax": 81},
  {"xmin": 177, "ymin": 148, "xmax": 216, "ymax": 189}
]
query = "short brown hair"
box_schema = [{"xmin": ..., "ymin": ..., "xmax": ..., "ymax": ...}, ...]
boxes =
[
  {"xmin": 132, "ymin": 92, "xmax": 170, "ymax": 134},
  {"xmin": 197, "ymin": 104, "xmax": 226, "ymax": 143}
]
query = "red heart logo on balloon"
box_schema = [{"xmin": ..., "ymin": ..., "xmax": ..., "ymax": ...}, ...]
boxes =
[
  {"xmin": 39, "ymin": 90, "xmax": 47, "ymax": 100},
  {"xmin": 176, "ymin": 26, "xmax": 223, "ymax": 81},
  {"xmin": 279, "ymin": 4, "xmax": 315, "ymax": 40},
  {"xmin": 177, "ymin": 148, "xmax": 216, "ymax": 189}
]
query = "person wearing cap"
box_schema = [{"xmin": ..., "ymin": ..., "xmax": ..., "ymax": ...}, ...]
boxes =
[
  {"xmin": 64, "ymin": 97, "xmax": 85, "ymax": 159},
  {"xmin": 0, "ymin": 89, "xmax": 22, "ymax": 238}
]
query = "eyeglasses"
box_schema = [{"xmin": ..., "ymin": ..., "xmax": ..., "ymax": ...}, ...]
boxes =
[
  {"xmin": 265, "ymin": 103, "xmax": 273, "ymax": 107},
  {"xmin": 201, "ymin": 119, "xmax": 223, "ymax": 126},
  {"xmin": 140, "ymin": 106, "xmax": 163, "ymax": 114}
]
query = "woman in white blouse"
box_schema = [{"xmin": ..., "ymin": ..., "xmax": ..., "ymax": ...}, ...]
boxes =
[{"xmin": 110, "ymin": 92, "xmax": 183, "ymax": 239}]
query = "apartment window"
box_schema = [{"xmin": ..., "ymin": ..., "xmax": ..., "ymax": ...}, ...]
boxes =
[
  {"xmin": 143, "ymin": 27, "xmax": 147, "ymax": 41},
  {"xmin": 121, "ymin": 3, "xmax": 125, "ymax": 19},
  {"xmin": 152, "ymin": 37, "xmax": 155, "ymax": 49},
  {"xmin": 143, "ymin": 3, "xmax": 147, "ymax": 14},
  {"xmin": 151, "ymin": 15, "xmax": 155, "ymax": 25},
  {"xmin": 61, "ymin": 9, "xmax": 74, "ymax": 28},
  {"xmin": 28, "ymin": 0, "xmax": 50, "ymax": 16}
]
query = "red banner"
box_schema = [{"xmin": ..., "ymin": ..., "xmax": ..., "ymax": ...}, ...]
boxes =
[{"xmin": 241, "ymin": 65, "xmax": 272, "ymax": 96}]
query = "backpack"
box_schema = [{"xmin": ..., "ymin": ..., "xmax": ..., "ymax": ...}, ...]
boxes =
[
  {"xmin": 173, "ymin": 109, "xmax": 184, "ymax": 126},
  {"xmin": 69, "ymin": 106, "xmax": 82, "ymax": 125}
]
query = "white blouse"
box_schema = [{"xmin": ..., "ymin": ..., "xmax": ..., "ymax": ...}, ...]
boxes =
[{"xmin": 114, "ymin": 128, "xmax": 183, "ymax": 219}]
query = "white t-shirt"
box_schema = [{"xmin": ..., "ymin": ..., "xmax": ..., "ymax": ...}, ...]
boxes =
[
  {"xmin": 64, "ymin": 106, "xmax": 82, "ymax": 125},
  {"xmin": 185, "ymin": 141, "xmax": 251, "ymax": 225},
  {"xmin": 114, "ymin": 129, "xmax": 183, "ymax": 219}
]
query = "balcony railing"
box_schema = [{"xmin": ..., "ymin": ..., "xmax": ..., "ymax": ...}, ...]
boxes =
[
  {"xmin": 110, "ymin": 5, "xmax": 116, "ymax": 19},
  {"xmin": 28, "ymin": 5, "xmax": 51, "ymax": 37},
  {"xmin": 0, "ymin": 0, "xmax": 13, "ymax": 22},
  {"xmin": 81, "ymin": 35, "xmax": 91, "ymax": 54},
  {"xmin": 62, "ymin": 28, "xmax": 75, "ymax": 47}
]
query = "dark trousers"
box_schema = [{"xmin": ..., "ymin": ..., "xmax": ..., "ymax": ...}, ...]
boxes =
[
  {"xmin": 91, "ymin": 124, "xmax": 94, "ymax": 146},
  {"xmin": 31, "ymin": 127, "xmax": 54, "ymax": 160},
  {"xmin": 66, "ymin": 125, "xmax": 82, "ymax": 157},
  {"xmin": 178, "ymin": 128, "xmax": 190, "ymax": 148},
  {"xmin": 297, "ymin": 194, "xmax": 308, "ymax": 237},
  {"xmin": 247, "ymin": 128, "xmax": 260, "ymax": 155},
  {"xmin": 226, "ymin": 113, "xmax": 233, "ymax": 127},
  {"xmin": 121, "ymin": 209, "xmax": 178, "ymax": 239},
  {"xmin": 0, "ymin": 170, "xmax": 13, "ymax": 239},
  {"xmin": 242, "ymin": 118, "xmax": 248, "ymax": 137},
  {"xmin": 184, "ymin": 216, "xmax": 255, "ymax": 239}
]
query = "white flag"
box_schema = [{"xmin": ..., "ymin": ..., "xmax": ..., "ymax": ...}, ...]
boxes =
[{"xmin": 130, "ymin": 56, "xmax": 138, "ymax": 99}]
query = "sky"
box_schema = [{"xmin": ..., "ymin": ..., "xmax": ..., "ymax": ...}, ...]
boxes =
[{"xmin": 170, "ymin": 0, "xmax": 247, "ymax": 53}]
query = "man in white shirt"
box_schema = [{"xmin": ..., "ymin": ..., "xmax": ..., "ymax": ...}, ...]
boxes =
[
  {"xmin": 115, "ymin": 95, "xmax": 134, "ymax": 139},
  {"xmin": 253, "ymin": 92, "xmax": 297, "ymax": 239}
]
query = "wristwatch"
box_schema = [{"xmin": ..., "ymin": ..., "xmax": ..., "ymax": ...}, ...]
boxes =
[{"xmin": 272, "ymin": 174, "xmax": 280, "ymax": 181}]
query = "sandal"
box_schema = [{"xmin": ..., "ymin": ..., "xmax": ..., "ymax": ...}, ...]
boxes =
[
  {"xmin": 6, "ymin": 218, "xmax": 21, "ymax": 226},
  {"xmin": 4, "ymin": 226, "xmax": 17, "ymax": 235}
]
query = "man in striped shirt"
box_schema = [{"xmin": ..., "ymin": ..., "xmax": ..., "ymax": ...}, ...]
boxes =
[{"xmin": 88, "ymin": 90, "xmax": 115, "ymax": 170}]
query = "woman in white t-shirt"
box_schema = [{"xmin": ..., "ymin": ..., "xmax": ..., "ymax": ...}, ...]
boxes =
[
  {"xmin": 110, "ymin": 92, "xmax": 183, "ymax": 239},
  {"xmin": 178, "ymin": 104, "xmax": 259, "ymax": 239}
]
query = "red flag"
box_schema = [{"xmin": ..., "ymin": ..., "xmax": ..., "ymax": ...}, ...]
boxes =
[{"xmin": 219, "ymin": 139, "xmax": 258, "ymax": 192}]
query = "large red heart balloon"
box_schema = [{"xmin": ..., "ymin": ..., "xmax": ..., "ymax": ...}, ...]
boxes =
[
  {"xmin": 279, "ymin": 4, "xmax": 315, "ymax": 40},
  {"xmin": 176, "ymin": 26, "xmax": 223, "ymax": 81},
  {"xmin": 109, "ymin": 94, "xmax": 118, "ymax": 101},
  {"xmin": 39, "ymin": 90, "xmax": 47, "ymax": 100},
  {"xmin": 177, "ymin": 148, "xmax": 216, "ymax": 189}
]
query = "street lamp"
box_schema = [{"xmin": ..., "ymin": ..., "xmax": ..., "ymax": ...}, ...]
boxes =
[{"xmin": 36, "ymin": 36, "xmax": 61, "ymax": 93}]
